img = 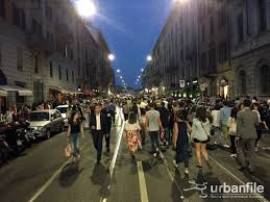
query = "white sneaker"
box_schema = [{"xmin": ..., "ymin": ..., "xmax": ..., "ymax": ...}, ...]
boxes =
[
  {"xmin": 224, "ymin": 144, "xmax": 230, "ymax": 148},
  {"xmin": 184, "ymin": 169, "xmax": 189, "ymax": 175},
  {"xmin": 230, "ymin": 154, "xmax": 237, "ymax": 158},
  {"xmin": 153, "ymin": 153, "xmax": 157, "ymax": 158}
]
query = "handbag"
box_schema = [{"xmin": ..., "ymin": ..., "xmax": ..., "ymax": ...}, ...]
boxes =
[{"xmin": 65, "ymin": 144, "xmax": 72, "ymax": 158}]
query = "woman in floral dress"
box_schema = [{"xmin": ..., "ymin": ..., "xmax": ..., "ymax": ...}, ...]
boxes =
[{"xmin": 124, "ymin": 112, "xmax": 141, "ymax": 159}]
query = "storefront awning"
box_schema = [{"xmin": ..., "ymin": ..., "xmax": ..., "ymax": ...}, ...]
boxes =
[{"xmin": 0, "ymin": 85, "xmax": 33, "ymax": 96}]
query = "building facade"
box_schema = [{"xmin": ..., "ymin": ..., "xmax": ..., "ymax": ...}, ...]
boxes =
[
  {"xmin": 143, "ymin": 0, "xmax": 270, "ymax": 98},
  {"xmin": 0, "ymin": 0, "xmax": 113, "ymax": 109}
]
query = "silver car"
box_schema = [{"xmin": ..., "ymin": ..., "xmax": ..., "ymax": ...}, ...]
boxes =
[
  {"xmin": 29, "ymin": 109, "xmax": 64, "ymax": 139},
  {"xmin": 56, "ymin": 105, "xmax": 70, "ymax": 127}
]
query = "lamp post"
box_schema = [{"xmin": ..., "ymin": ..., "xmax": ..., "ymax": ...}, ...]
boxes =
[
  {"xmin": 108, "ymin": 53, "xmax": 115, "ymax": 62},
  {"xmin": 75, "ymin": 0, "xmax": 97, "ymax": 18},
  {"xmin": 146, "ymin": 55, "xmax": 152, "ymax": 62}
]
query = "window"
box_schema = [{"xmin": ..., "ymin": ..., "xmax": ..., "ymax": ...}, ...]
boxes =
[
  {"xmin": 210, "ymin": 17, "xmax": 214, "ymax": 34},
  {"xmin": 0, "ymin": 0, "xmax": 5, "ymax": 18},
  {"xmin": 239, "ymin": 70, "xmax": 247, "ymax": 96},
  {"xmin": 66, "ymin": 69, "xmax": 69, "ymax": 81},
  {"xmin": 260, "ymin": 65, "xmax": 270, "ymax": 94},
  {"xmin": 72, "ymin": 70, "xmax": 74, "ymax": 83},
  {"xmin": 201, "ymin": 52, "xmax": 207, "ymax": 73},
  {"xmin": 58, "ymin": 65, "xmax": 62, "ymax": 80},
  {"xmin": 258, "ymin": 0, "xmax": 267, "ymax": 31},
  {"xmin": 32, "ymin": 19, "xmax": 42, "ymax": 35},
  {"xmin": 21, "ymin": 10, "xmax": 26, "ymax": 30},
  {"xmin": 12, "ymin": 4, "xmax": 20, "ymax": 26},
  {"xmin": 49, "ymin": 61, "xmax": 53, "ymax": 78},
  {"xmin": 45, "ymin": 6, "xmax": 53, "ymax": 20},
  {"xmin": 202, "ymin": 25, "xmax": 205, "ymax": 42},
  {"xmin": 31, "ymin": 0, "xmax": 41, "ymax": 8},
  {"xmin": 34, "ymin": 55, "xmax": 39, "ymax": 73},
  {"xmin": 208, "ymin": 48, "xmax": 216, "ymax": 73},
  {"xmin": 237, "ymin": 13, "xmax": 244, "ymax": 43},
  {"xmin": 17, "ymin": 47, "xmax": 23, "ymax": 71}
]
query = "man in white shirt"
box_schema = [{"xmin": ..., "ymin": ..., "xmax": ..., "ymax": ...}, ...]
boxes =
[{"xmin": 146, "ymin": 102, "xmax": 164, "ymax": 157}]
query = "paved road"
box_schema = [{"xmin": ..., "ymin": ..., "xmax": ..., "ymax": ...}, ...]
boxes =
[{"xmin": 0, "ymin": 121, "xmax": 270, "ymax": 202}]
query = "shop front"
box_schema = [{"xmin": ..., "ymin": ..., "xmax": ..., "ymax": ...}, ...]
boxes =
[{"xmin": 0, "ymin": 85, "xmax": 33, "ymax": 107}]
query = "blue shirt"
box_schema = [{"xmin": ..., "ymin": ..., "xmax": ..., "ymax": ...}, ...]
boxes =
[{"xmin": 220, "ymin": 106, "xmax": 232, "ymax": 125}]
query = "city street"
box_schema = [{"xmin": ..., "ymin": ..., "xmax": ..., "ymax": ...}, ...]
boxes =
[
  {"xmin": 0, "ymin": 115, "xmax": 269, "ymax": 202},
  {"xmin": 1, "ymin": 0, "xmax": 270, "ymax": 202}
]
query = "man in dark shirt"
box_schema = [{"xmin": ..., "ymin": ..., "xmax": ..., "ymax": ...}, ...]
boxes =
[{"xmin": 89, "ymin": 103, "xmax": 108, "ymax": 164}]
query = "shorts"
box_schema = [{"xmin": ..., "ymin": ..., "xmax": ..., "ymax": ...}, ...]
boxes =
[{"xmin": 193, "ymin": 138, "xmax": 210, "ymax": 144}]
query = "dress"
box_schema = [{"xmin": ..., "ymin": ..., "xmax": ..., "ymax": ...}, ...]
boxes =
[
  {"xmin": 124, "ymin": 122, "xmax": 141, "ymax": 152},
  {"xmin": 175, "ymin": 121, "xmax": 190, "ymax": 164}
]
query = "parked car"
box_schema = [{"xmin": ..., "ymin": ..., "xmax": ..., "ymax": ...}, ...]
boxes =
[
  {"xmin": 29, "ymin": 109, "xmax": 64, "ymax": 139},
  {"xmin": 56, "ymin": 105, "xmax": 70, "ymax": 127}
]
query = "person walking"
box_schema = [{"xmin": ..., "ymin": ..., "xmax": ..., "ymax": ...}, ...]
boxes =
[
  {"xmin": 158, "ymin": 102, "xmax": 170, "ymax": 147},
  {"xmin": 146, "ymin": 102, "xmax": 164, "ymax": 157},
  {"xmin": 124, "ymin": 112, "xmax": 141, "ymax": 160},
  {"xmin": 252, "ymin": 102, "xmax": 268, "ymax": 151},
  {"xmin": 173, "ymin": 110, "xmax": 192, "ymax": 175},
  {"xmin": 67, "ymin": 107, "xmax": 85, "ymax": 165},
  {"xmin": 211, "ymin": 103, "xmax": 222, "ymax": 146},
  {"xmin": 220, "ymin": 101, "xmax": 232, "ymax": 148},
  {"xmin": 139, "ymin": 108, "xmax": 147, "ymax": 146},
  {"xmin": 227, "ymin": 107, "xmax": 238, "ymax": 157},
  {"xmin": 102, "ymin": 102, "xmax": 113, "ymax": 153},
  {"xmin": 237, "ymin": 99, "xmax": 259, "ymax": 173},
  {"xmin": 90, "ymin": 103, "xmax": 108, "ymax": 164},
  {"xmin": 191, "ymin": 106, "xmax": 212, "ymax": 169}
]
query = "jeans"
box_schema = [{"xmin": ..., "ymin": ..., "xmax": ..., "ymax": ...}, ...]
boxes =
[
  {"xmin": 149, "ymin": 131, "xmax": 160, "ymax": 153},
  {"xmin": 71, "ymin": 133, "xmax": 80, "ymax": 157},
  {"xmin": 164, "ymin": 127, "xmax": 171, "ymax": 144}
]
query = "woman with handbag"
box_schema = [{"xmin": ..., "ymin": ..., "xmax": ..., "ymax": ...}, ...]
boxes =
[
  {"xmin": 67, "ymin": 107, "xmax": 85, "ymax": 165},
  {"xmin": 191, "ymin": 106, "xmax": 212, "ymax": 170}
]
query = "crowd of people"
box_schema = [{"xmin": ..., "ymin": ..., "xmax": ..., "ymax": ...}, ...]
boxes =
[
  {"xmin": 97, "ymin": 96, "xmax": 269, "ymax": 175},
  {"xmin": 4, "ymin": 95, "xmax": 269, "ymax": 176}
]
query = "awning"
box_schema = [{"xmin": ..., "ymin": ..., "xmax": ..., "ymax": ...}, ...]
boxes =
[{"xmin": 0, "ymin": 85, "xmax": 33, "ymax": 96}]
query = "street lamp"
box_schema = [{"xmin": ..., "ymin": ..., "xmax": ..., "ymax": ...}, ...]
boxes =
[
  {"xmin": 173, "ymin": 0, "xmax": 188, "ymax": 4},
  {"xmin": 140, "ymin": 68, "xmax": 144, "ymax": 72},
  {"xmin": 146, "ymin": 55, "xmax": 152, "ymax": 62},
  {"xmin": 116, "ymin": 69, "xmax": 121, "ymax": 73},
  {"xmin": 75, "ymin": 0, "xmax": 97, "ymax": 18},
  {"xmin": 108, "ymin": 53, "xmax": 115, "ymax": 62},
  {"xmin": 120, "ymin": 75, "xmax": 123, "ymax": 79}
]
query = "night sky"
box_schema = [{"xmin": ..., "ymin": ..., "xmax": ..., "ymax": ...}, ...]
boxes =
[{"xmin": 93, "ymin": 0, "xmax": 172, "ymax": 88}]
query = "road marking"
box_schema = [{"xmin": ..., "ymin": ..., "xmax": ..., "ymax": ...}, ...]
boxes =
[
  {"xmin": 159, "ymin": 151, "xmax": 186, "ymax": 201},
  {"xmin": 100, "ymin": 107, "xmax": 125, "ymax": 202},
  {"xmin": 28, "ymin": 160, "xmax": 70, "ymax": 202},
  {"xmin": 137, "ymin": 161, "xmax": 149, "ymax": 202},
  {"xmin": 109, "ymin": 107, "xmax": 125, "ymax": 177},
  {"xmin": 28, "ymin": 144, "xmax": 88, "ymax": 202},
  {"xmin": 210, "ymin": 155, "xmax": 269, "ymax": 202}
]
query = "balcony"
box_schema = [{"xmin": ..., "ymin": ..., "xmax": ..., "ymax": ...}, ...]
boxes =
[{"xmin": 26, "ymin": 33, "xmax": 54, "ymax": 55}]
